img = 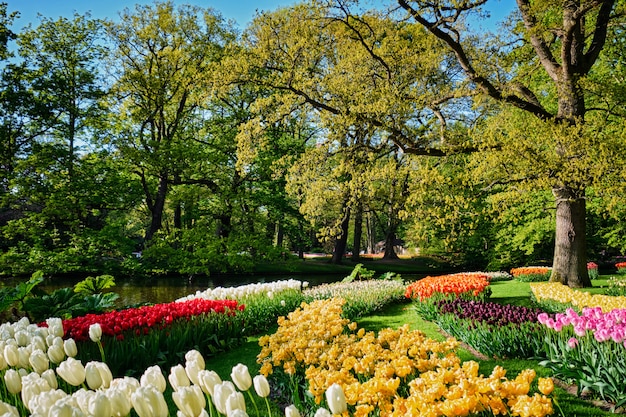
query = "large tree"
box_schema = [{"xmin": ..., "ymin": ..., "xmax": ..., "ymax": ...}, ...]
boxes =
[
  {"xmin": 396, "ymin": 0, "xmax": 624, "ymax": 286},
  {"xmin": 106, "ymin": 1, "xmax": 234, "ymax": 243},
  {"xmin": 233, "ymin": 0, "xmax": 625, "ymax": 287}
]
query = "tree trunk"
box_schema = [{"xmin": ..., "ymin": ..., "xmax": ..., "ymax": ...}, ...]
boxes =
[
  {"xmin": 331, "ymin": 206, "xmax": 350, "ymax": 264},
  {"xmin": 550, "ymin": 186, "xmax": 591, "ymax": 287},
  {"xmin": 383, "ymin": 231, "xmax": 399, "ymax": 260},
  {"xmin": 145, "ymin": 175, "xmax": 168, "ymax": 242},
  {"xmin": 352, "ymin": 203, "xmax": 362, "ymax": 262}
]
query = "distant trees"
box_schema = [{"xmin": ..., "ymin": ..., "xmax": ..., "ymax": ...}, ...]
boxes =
[{"xmin": 1, "ymin": 0, "xmax": 625, "ymax": 279}]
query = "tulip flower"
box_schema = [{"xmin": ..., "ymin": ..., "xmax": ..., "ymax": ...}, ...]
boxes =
[
  {"xmin": 89, "ymin": 323, "xmax": 103, "ymax": 343},
  {"xmin": 14, "ymin": 329, "xmax": 30, "ymax": 346},
  {"xmin": 253, "ymin": 374, "xmax": 272, "ymax": 416},
  {"xmin": 314, "ymin": 408, "xmax": 332, "ymax": 417},
  {"xmin": 46, "ymin": 318, "xmax": 64, "ymax": 338},
  {"xmin": 4, "ymin": 344, "xmax": 19, "ymax": 367},
  {"xmin": 0, "ymin": 400, "xmax": 19, "ymax": 417},
  {"xmin": 73, "ymin": 388, "xmax": 95, "ymax": 414},
  {"xmin": 4, "ymin": 369, "xmax": 22, "ymax": 394},
  {"xmin": 85, "ymin": 361, "xmax": 113, "ymax": 390},
  {"xmin": 57, "ymin": 357, "xmax": 86, "ymax": 387},
  {"xmin": 107, "ymin": 387, "xmax": 133, "ymax": 417},
  {"xmin": 325, "ymin": 383, "xmax": 347, "ymax": 414},
  {"xmin": 197, "ymin": 369, "xmax": 221, "ymax": 398},
  {"xmin": 30, "ymin": 348, "xmax": 50, "ymax": 374},
  {"xmin": 47, "ymin": 343, "xmax": 66, "ymax": 364},
  {"xmin": 131, "ymin": 385, "xmax": 169, "ymax": 417},
  {"xmin": 63, "ymin": 339, "xmax": 78, "ymax": 358},
  {"xmin": 253, "ymin": 375, "xmax": 270, "ymax": 398},
  {"xmin": 141, "ymin": 365, "xmax": 167, "ymax": 393},
  {"xmin": 27, "ymin": 388, "xmax": 66, "ymax": 416},
  {"xmin": 184, "ymin": 349, "xmax": 206, "ymax": 370},
  {"xmin": 21, "ymin": 373, "xmax": 53, "ymax": 410},
  {"xmin": 48, "ymin": 401, "xmax": 84, "ymax": 417},
  {"xmin": 285, "ymin": 404, "xmax": 301, "ymax": 417},
  {"xmin": 0, "ymin": 351, "xmax": 7, "ymax": 371},
  {"xmin": 18, "ymin": 346, "xmax": 31, "ymax": 369},
  {"xmin": 212, "ymin": 381, "xmax": 236, "ymax": 415},
  {"xmin": 168, "ymin": 364, "xmax": 191, "ymax": 391},
  {"xmin": 41, "ymin": 369, "xmax": 58, "ymax": 390},
  {"xmin": 88, "ymin": 392, "xmax": 112, "ymax": 417},
  {"xmin": 185, "ymin": 359, "xmax": 203, "ymax": 386},
  {"xmin": 226, "ymin": 391, "xmax": 246, "ymax": 416},
  {"xmin": 230, "ymin": 363, "xmax": 252, "ymax": 391},
  {"xmin": 172, "ymin": 385, "xmax": 206, "ymax": 417}
]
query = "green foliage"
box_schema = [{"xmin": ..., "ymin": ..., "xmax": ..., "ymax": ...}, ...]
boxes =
[
  {"xmin": 342, "ymin": 263, "xmax": 375, "ymax": 282},
  {"xmin": 74, "ymin": 274, "xmax": 116, "ymax": 295},
  {"xmin": 0, "ymin": 271, "xmax": 44, "ymax": 319}
]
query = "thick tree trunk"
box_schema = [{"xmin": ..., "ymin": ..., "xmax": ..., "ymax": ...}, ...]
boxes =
[
  {"xmin": 331, "ymin": 206, "xmax": 350, "ymax": 264},
  {"xmin": 550, "ymin": 186, "xmax": 591, "ymax": 287},
  {"xmin": 383, "ymin": 231, "xmax": 399, "ymax": 260},
  {"xmin": 145, "ymin": 176, "xmax": 168, "ymax": 242}
]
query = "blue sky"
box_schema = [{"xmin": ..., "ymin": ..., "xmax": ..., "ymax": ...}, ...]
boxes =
[
  {"xmin": 7, "ymin": 0, "xmax": 297, "ymax": 31},
  {"xmin": 7, "ymin": 0, "xmax": 516, "ymax": 32}
]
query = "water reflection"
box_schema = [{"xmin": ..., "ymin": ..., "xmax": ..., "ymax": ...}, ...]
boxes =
[
  {"xmin": 7, "ymin": 273, "xmax": 423, "ymax": 307},
  {"xmin": 37, "ymin": 274, "xmax": 347, "ymax": 307}
]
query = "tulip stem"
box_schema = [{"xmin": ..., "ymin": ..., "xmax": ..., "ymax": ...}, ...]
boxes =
[
  {"xmin": 264, "ymin": 396, "xmax": 273, "ymax": 417},
  {"xmin": 96, "ymin": 340, "xmax": 106, "ymax": 362},
  {"xmin": 246, "ymin": 390, "xmax": 260, "ymax": 416}
]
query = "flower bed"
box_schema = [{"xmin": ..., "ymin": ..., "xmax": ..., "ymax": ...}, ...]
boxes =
[
  {"xmin": 538, "ymin": 307, "xmax": 626, "ymax": 409},
  {"xmin": 257, "ymin": 298, "xmax": 554, "ymax": 417},
  {"xmin": 56, "ymin": 299, "xmax": 246, "ymax": 376},
  {"xmin": 404, "ymin": 273, "xmax": 491, "ymax": 301},
  {"xmin": 531, "ymin": 282, "xmax": 626, "ymax": 312},
  {"xmin": 616, "ymin": 262, "xmax": 626, "ymax": 274},
  {"xmin": 510, "ymin": 266, "xmax": 551, "ymax": 282},
  {"xmin": 433, "ymin": 298, "xmax": 549, "ymax": 358},
  {"xmin": 304, "ymin": 279, "xmax": 406, "ymax": 320}
]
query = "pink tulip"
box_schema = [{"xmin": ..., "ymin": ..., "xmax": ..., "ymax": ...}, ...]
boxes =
[{"xmin": 567, "ymin": 337, "xmax": 579, "ymax": 349}]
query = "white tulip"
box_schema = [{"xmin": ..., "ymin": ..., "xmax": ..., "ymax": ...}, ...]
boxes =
[
  {"xmin": 106, "ymin": 387, "xmax": 132, "ymax": 417},
  {"xmin": 140, "ymin": 365, "xmax": 167, "ymax": 392},
  {"xmin": 4, "ymin": 369, "xmax": 21, "ymax": 394},
  {"xmin": 63, "ymin": 339, "xmax": 78, "ymax": 358},
  {"xmin": 253, "ymin": 374, "xmax": 270, "ymax": 398},
  {"xmin": 47, "ymin": 344, "xmax": 66, "ymax": 364},
  {"xmin": 88, "ymin": 323, "xmax": 102, "ymax": 343},
  {"xmin": 285, "ymin": 404, "xmax": 301, "ymax": 417},
  {"xmin": 172, "ymin": 385, "xmax": 206, "ymax": 417},
  {"xmin": 226, "ymin": 391, "xmax": 246, "ymax": 416},
  {"xmin": 212, "ymin": 381, "xmax": 236, "ymax": 415},
  {"xmin": 168, "ymin": 364, "xmax": 190, "ymax": 391},
  {"xmin": 197, "ymin": 370, "xmax": 221, "ymax": 397},
  {"xmin": 41, "ymin": 369, "xmax": 58, "ymax": 390},
  {"xmin": 88, "ymin": 392, "xmax": 112, "ymax": 417},
  {"xmin": 131, "ymin": 385, "xmax": 168, "ymax": 417},
  {"xmin": 230, "ymin": 363, "xmax": 252, "ymax": 391},
  {"xmin": 29, "ymin": 348, "xmax": 50, "ymax": 374},
  {"xmin": 56, "ymin": 357, "xmax": 86, "ymax": 386}
]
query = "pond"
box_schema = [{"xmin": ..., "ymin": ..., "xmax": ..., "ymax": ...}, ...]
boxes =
[{"xmin": 2, "ymin": 272, "xmax": 425, "ymax": 308}]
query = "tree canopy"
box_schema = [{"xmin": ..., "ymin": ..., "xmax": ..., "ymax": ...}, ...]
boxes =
[{"xmin": 1, "ymin": 0, "xmax": 625, "ymax": 283}]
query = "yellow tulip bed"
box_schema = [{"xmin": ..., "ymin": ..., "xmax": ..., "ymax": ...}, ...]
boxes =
[
  {"xmin": 530, "ymin": 282, "xmax": 626, "ymax": 312},
  {"xmin": 257, "ymin": 298, "xmax": 554, "ymax": 417}
]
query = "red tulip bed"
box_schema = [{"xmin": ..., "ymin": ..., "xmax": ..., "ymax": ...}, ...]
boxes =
[{"xmin": 49, "ymin": 299, "xmax": 246, "ymax": 376}]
